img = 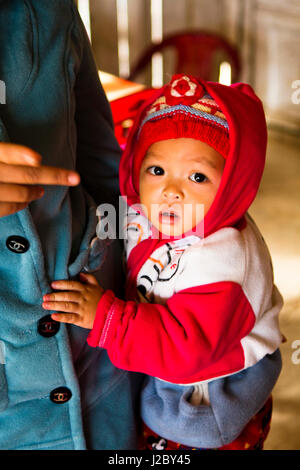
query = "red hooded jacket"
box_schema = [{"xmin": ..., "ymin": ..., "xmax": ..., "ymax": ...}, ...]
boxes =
[{"xmin": 88, "ymin": 79, "xmax": 283, "ymax": 384}]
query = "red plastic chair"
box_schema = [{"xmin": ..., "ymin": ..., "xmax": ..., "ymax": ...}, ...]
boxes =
[
  {"xmin": 110, "ymin": 88, "xmax": 157, "ymax": 149},
  {"xmin": 128, "ymin": 31, "xmax": 241, "ymax": 84},
  {"xmin": 111, "ymin": 31, "xmax": 240, "ymax": 148}
]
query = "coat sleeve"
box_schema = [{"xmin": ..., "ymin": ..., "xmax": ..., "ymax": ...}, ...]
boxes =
[
  {"xmin": 87, "ymin": 282, "xmax": 256, "ymax": 383},
  {"xmin": 72, "ymin": 6, "xmax": 121, "ymax": 208}
]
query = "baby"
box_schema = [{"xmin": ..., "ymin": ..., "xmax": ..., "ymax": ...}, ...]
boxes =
[{"xmin": 42, "ymin": 74, "xmax": 283, "ymax": 450}]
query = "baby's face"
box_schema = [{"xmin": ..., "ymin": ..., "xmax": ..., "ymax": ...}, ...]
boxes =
[{"xmin": 139, "ymin": 138, "xmax": 225, "ymax": 237}]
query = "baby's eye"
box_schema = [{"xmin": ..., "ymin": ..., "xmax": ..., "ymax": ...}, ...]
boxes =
[
  {"xmin": 189, "ymin": 172, "xmax": 208, "ymax": 183},
  {"xmin": 148, "ymin": 166, "xmax": 164, "ymax": 176}
]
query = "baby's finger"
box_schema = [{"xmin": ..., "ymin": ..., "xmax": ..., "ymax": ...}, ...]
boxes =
[
  {"xmin": 51, "ymin": 280, "xmax": 85, "ymax": 291},
  {"xmin": 43, "ymin": 291, "xmax": 81, "ymax": 303},
  {"xmin": 51, "ymin": 313, "xmax": 80, "ymax": 325},
  {"xmin": 42, "ymin": 300, "xmax": 79, "ymax": 314},
  {"xmin": 79, "ymin": 272, "xmax": 99, "ymax": 286}
]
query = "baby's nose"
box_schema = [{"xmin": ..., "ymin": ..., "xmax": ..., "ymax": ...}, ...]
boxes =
[{"xmin": 163, "ymin": 185, "xmax": 182, "ymax": 202}]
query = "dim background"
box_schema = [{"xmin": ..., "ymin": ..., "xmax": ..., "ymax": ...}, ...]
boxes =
[{"xmin": 77, "ymin": 0, "xmax": 300, "ymax": 450}]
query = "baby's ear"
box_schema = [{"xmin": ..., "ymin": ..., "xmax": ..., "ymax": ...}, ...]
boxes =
[{"xmin": 230, "ymin": 82, "xmax": 261, "ymax": 103}]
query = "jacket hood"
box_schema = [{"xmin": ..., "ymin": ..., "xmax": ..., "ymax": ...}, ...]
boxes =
[{"xmin": 119, "ymin": 79, "xmax": 267, "ymax": 239}]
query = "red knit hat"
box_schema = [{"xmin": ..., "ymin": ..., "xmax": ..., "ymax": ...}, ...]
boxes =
[{"xmin": 133, "ymin": 74, "xmax": 230, "ymax": 191}]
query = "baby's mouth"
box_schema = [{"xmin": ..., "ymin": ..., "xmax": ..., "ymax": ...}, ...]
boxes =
[{"xmin": 159, "ymin": 210, "xmax": 180, "ymax": 225}]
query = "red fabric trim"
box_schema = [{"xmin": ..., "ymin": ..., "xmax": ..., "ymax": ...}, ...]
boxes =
[
  {"xmin": 87, "ymin": 289, "xmax": 116, "ymax": 347},
  {"xmin": 98, "ymin": 296, "xmax": 127, "ymax": 348},
  {"xmin": 125, "ymin": 237, "xmax": 167, "ymax": 299}
]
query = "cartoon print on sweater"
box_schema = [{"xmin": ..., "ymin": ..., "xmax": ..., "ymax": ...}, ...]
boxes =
[
  {"xmin": 136, "ymin": 237, "xmax": 199, "ymax": 302},
  {"xmin": 125, "ymin": 206, "xmax": 201, "ymax": 302}
]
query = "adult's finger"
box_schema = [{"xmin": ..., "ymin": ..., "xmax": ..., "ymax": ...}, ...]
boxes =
[
  {"xmin": 0, "ymin": 143, "xmax": 42, "ymax": 166},
  {"xmin": 0, "ymin": 202, "xmax": 28, "ymax": 217},
  {"xmin": 0, "ymin": 183, "xmax": 44, "ymax": 202},
  {"xmin": 0, "ymin": 161, "xmax": 80, "ymax": 186}
]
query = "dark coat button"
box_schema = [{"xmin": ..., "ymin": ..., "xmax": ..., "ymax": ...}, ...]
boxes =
[
  {"xmin": 50, "ymin": 387, "xmax": 72, "ymax": 404},
  {"xmin": 38, "ymin": 315, "xmax": 60, "ymax": 337},
  {"xmin": 6, "ymin": 235, "xmax": 30, "ymax": 253}
]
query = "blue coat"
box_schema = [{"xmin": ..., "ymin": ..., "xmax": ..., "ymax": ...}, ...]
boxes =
[{"xmin": 0, "ymin": 0, "xmax": 142, "ymax": 449}]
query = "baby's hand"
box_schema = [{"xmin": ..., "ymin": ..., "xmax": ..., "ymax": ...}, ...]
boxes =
[{"xmin": 42, "ymin": 273, "xmax": 104, "ymax": 329}]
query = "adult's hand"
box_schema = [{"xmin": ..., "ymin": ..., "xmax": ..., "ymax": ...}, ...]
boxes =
[{"xmin": 0, "ymin": 143, "xmax": 80, "ymax": 217}]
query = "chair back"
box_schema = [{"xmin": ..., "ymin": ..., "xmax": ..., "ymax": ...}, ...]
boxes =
[
  {"xmin": 128, "ymin": 31, "xmax": 241, "ymax": 84},
  {"xmin": 110, "ymin": 88, "xmax": 157, "ymax": 148}
]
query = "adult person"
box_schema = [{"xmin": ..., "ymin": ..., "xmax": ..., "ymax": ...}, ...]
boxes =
[{"xmin": 0, "ymin": 0, "xmax": 141, "ymax": 449}]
